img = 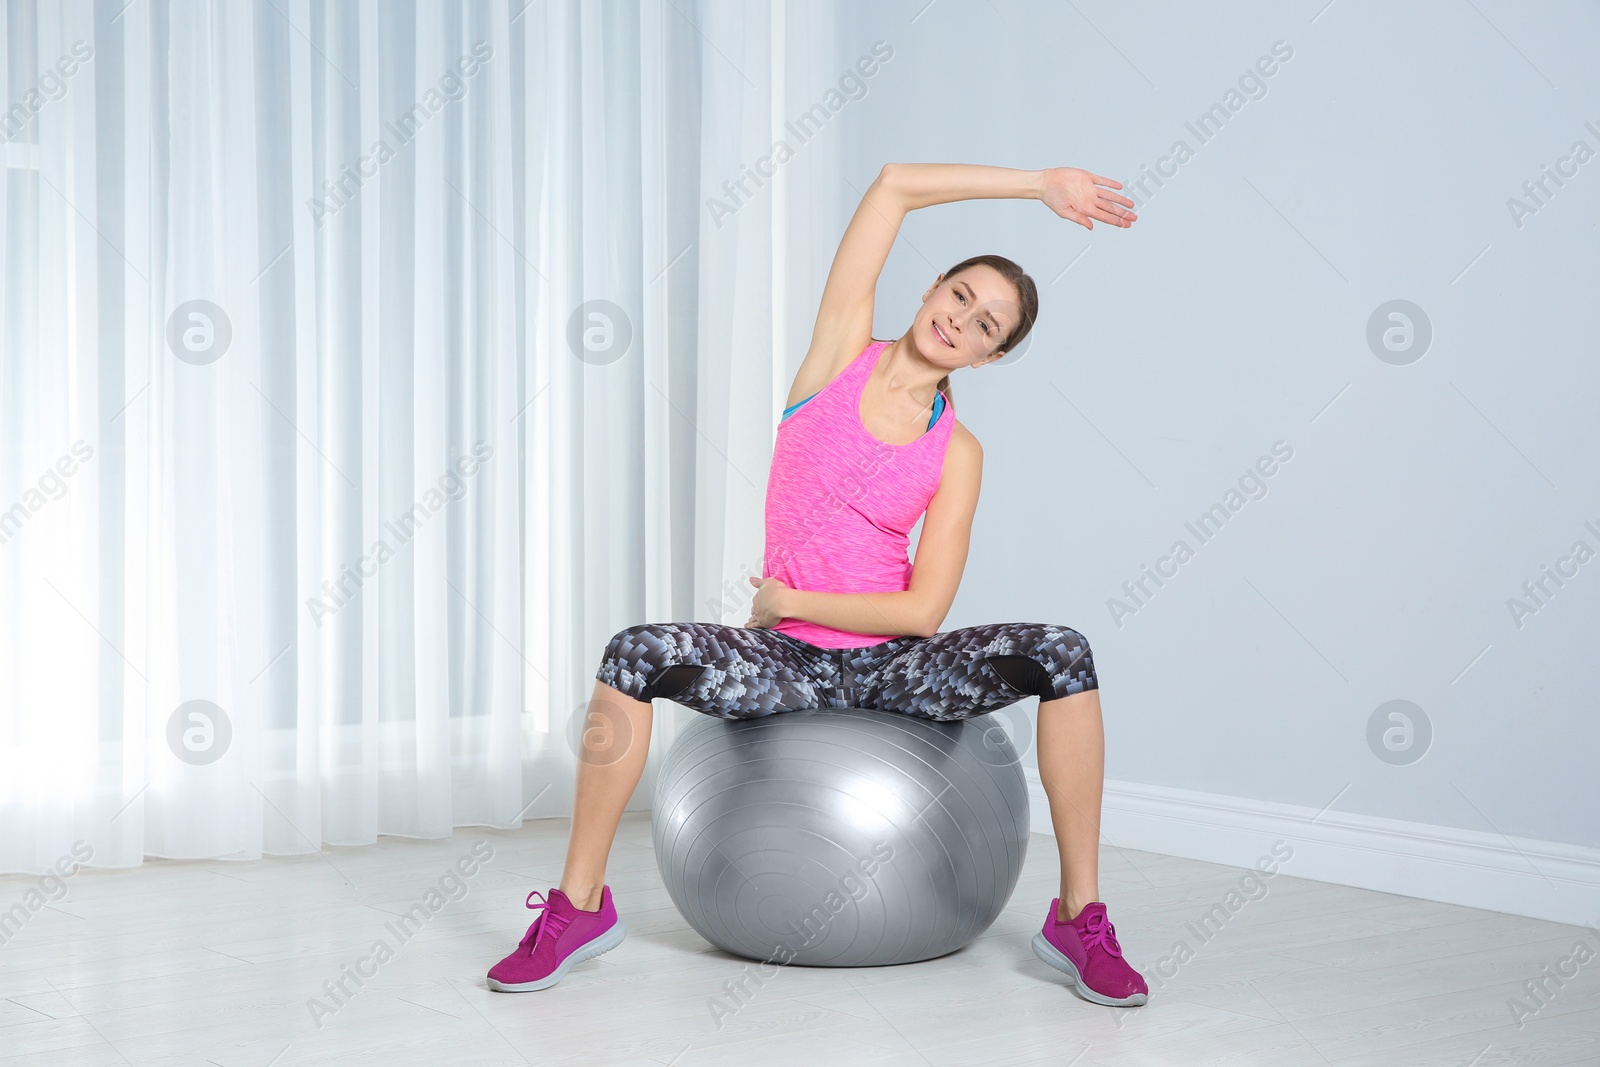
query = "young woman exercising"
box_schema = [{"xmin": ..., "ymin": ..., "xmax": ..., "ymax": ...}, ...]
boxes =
[{"xmin": 488, "ymin": 162, "xmax": 1148, "ymax": 1007}]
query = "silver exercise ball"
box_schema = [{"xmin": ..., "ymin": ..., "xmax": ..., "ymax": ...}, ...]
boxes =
[{"xmin": 652, "ymin": 707, "xmax": 1030, "ymax": 967}]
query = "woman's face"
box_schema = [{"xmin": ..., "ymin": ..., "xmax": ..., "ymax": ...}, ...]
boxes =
[{"xmin": 916, "ymin": 265, "xmax": 1020, "ymax": 371}]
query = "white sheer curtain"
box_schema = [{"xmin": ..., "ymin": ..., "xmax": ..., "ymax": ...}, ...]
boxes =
[{"xmin": 0, "ymin": 0, "xmax": 842, "ymax": 873}]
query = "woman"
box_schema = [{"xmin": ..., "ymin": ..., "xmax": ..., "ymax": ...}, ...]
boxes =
[{"xmin": 488, "ymin": 162, "xmax": 1147, "ymax": 1008}]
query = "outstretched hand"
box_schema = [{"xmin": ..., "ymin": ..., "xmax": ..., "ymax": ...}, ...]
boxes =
[{"xmin": 1039, "ymin": 167, "xmax": 1138, "ymax": 230}]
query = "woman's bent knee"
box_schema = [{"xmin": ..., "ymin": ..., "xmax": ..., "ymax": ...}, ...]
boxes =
[
  {"xmin": 1043, "ymin": 625, "xmax": 1098, "ymax": 699},
  {"xmin": 595, "ymin": 622, "xmax": 706, "ymax": 704}
]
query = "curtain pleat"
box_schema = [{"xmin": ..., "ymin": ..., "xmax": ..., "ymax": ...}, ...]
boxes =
[{"xmin": 0, "ymin": 0, "xmax": 839, "ymax": 874}]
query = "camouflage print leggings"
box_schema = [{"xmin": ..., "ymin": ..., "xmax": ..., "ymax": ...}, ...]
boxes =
[{"xmin": 592, "ymin": 621, "xmax": 1098, "ymax": 723}]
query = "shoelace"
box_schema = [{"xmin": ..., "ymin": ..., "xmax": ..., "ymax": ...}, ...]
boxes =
[
  {"xmin": 522, "ymin": 890, "xmax": 573, "ymax": 954},
  {"xmin": 1078, "ymin": 911, "xmax": 1124, "ymax": 958}
]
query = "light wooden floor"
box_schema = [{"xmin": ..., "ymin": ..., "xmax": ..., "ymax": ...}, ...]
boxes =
[{"xmin": 2, "ymin": 812, "xmax": 1596, "ymax": 1066}]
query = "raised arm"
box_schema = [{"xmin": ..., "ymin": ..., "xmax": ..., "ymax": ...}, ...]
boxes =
[{"xmin": 785, "ymin": 163, "xmax": 1136, "ymax": 410}]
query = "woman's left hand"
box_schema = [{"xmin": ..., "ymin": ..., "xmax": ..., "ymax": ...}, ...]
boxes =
[{"xmin": 746, "ymin": 576, "xmax": 790, "ymax": 628}]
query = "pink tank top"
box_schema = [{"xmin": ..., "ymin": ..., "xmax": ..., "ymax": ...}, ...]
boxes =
[{"xmin": 763, "ymin": 340, "xmax": 956, "ymax": 648}]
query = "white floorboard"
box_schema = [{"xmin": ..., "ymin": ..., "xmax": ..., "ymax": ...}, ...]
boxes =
[{"xmin": 1, "ymin": 812, "xmax": 1596, "ymax": 1066}]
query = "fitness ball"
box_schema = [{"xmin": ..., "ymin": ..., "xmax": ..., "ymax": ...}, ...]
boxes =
[{"xmin": 652, "ymin": 706, "xmax": 1030, "ymax": 967}]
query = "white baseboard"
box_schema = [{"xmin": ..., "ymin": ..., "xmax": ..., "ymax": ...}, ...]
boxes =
[{"xmin": 1025, "ymin": 771, "xmax": 1600, "ymax": 929}]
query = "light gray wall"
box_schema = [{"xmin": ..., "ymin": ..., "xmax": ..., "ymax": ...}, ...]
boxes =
[{"xmin": 828, "ymin": 1, "xmax": 1599, "ymax": 849}]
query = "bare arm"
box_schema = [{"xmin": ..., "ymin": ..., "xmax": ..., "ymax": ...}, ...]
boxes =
[
  {"xmin": 777, "ymin": 588, "xmax": 929, "ymax": 640},
  {"xmin": 784, "ymin": 163, "xmax": 1134, "ymax": 411},
  {"xmin": 884, "ymin": 162, "xmax": 1044, "ymax": 212},
  {"xmin": 886, "ymin": 161, "xmax": 1136, "ymax": 225},
  {"xmin": 905, "ymin": 424, "xmax": 983, "ymax": 635}
]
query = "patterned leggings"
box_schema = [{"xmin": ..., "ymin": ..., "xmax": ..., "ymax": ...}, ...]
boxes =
[{"xmin": 593, "ymin": 622, "xmax": 1098, "ymax": 722}]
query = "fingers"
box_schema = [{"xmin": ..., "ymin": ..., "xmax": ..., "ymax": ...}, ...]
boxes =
[
  {"xmin": 1054, "ymin": 190, "xmax": 1136, "ymax": 228},
  {"xmin": 1088, "ymin": 205, "xmax": 1136, "ymax": 227},
  {"xmin": 1082, "ymin": 174, "xmax": 1137, "ymax": 213}
]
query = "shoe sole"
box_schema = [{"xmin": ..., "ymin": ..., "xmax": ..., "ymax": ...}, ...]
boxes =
[
  {"xmin": 1031, "ymin": 932, "xmax": 1149, "ymax": 1007},
  {"xmin": 487, "ymin": 920, "xmax": 629, "ymax": 993}
]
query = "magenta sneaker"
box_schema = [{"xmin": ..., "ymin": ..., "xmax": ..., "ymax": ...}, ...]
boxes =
[
  {"xmin": 487, "ymin": 886, "xmax": 627, "ymax": 992},
  {"xmin": 1032, "ymin": 899, "xmax": 1149, "ymax": 1007}
]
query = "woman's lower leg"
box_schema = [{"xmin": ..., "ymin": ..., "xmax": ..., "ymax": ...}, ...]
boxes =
[
  {"xmin": 1036, "ymin": 687, "xmax": 1105, "ymax": 923},
  {"xmin": 557, "ymin": 680, "xmax": 654, "ymax": 911}
]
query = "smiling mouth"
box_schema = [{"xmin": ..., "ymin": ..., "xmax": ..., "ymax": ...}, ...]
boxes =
[{"xmin": 933, "ymin": 321, "xmax": 954, "ymax": 347}]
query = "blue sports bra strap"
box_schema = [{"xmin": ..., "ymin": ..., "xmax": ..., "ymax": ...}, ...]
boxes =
[{"xmin": 783, "ymin": 389, "xmax": 945, "ymax": 429}]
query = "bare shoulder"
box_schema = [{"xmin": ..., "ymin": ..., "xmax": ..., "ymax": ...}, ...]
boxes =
[
  {"xmin": 936, "ymin": 419, "xmax": 983, "ymax": 495},
  {"xmin": 949, "ymin": 419, "xmax": 983, "ymax": 464}
]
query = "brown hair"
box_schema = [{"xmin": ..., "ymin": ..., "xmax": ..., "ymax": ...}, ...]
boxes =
[{"xmin": 930, "ymin": 254, "xmax": 1039, "ymax": 405}]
